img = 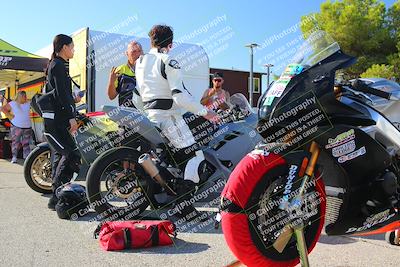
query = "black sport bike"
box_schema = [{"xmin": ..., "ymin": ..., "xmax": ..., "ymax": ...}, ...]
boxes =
[{"xmin": 222, "ymin": 31, "xmax": 400, "ymax": 267}]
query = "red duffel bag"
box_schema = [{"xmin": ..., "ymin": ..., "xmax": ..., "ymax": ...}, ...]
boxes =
[{"xmin": 94, "ymin": 220, "xmax": 176, "ymax": 251}]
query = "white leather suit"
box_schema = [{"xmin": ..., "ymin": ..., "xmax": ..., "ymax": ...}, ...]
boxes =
[{"xmin": 135, "ymin": 48, "xmax": 207, "ymax": 184}]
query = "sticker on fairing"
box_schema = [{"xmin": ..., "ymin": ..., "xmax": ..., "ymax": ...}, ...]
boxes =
[
  {"xmin": 282, "ymin": 64, "xmax": 304, "ymax": 78},
  {"xmin": 338, "ymin": 146, "xmax": 366, "ymax": 163},
  {"xmin": 168, "ymin": 59, "xmax": 181, "ymax": 69},
  {"xmin": 345, "ymin": 212, "xmax": 396, "ymax": 233},
  {"xmin": 325, "ymin": 129, "xmax": 355, "ymax": 149},
  {"xmin": 265, "ymin": 96, "xmax": 275, "ymax": 106},
  {"xmin": 248, "ymin": 148, "xmax": 270, "ymax": 160},
  {"xmin": 364, "ymin": 209, "xmax": 390, "ymax": 226},
  {"xmin": 267, "ymin": 77, "xmax": 291, "ymax": 97},
  {"xmin": 331, "ymin": 140, "xmax": 356, "ymax": 157},
  {"xmin": 264, "ymin": 63, "xmax": 303, "ymax": 106}
]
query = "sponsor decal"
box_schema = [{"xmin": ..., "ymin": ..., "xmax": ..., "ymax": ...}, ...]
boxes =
[
  {"xmin": 264, "ymin": 96, "xmax": 275, "ymax": 106},
  {"xmin": 248, "ymin": 148, "xmax": 270, "ymax": 160},
  {"xmin": 325, "ymin": 129, "xmax": 355, "ymax": 149},
  {"xmin": 345, "ymin": 213, "xmax": 396, "ymax": 233},
  {"xmin": 338, "ymin": 146, "xmax": 366, "ymax": 163},
  {"xmin": 283, "ymin": 165, "xmax": 298, "ymax": 195},
  {"xmin": 281, "ymin": 64, "xmax": 304, "ymax": 78},
  {"xmin": 267, "ymin": 77, "xmax": 291, "ymax": 98},
  {"xmin": 0, "ymin": 56, "xmax": 12, "ymax": 66},
  {"xmin": 364, "ymin": 210, "xmax": 390, "ymax": 225},
  {"xmin": 168, "ymin": 59, "xmax": 181, "ymax": 69},
  {"xmin": 332, "ymin": 140, "xmax": 356, "ymax": 157},
  {"xmin": 264, "ymin": 63, "xmax": 303, "ymax": 106}
]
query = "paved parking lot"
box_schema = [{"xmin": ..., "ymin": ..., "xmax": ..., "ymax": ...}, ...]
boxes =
[{"xmin": 0, "ymin": 159, "xmax": 399, "ymax": 267}]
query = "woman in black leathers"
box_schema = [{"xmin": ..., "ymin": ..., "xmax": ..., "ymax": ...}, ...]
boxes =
[{"xmin": 44, "ymin": 34, "xmax": 81, "ymax": 210}]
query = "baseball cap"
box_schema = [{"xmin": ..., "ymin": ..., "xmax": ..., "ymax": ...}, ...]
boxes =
[{"xmin": 213, "ymin": 72, "xmax": 224, "ymax": 79}]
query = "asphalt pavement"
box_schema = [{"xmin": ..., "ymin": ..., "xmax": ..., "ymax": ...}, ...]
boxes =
[{"xmin": 0, "ymin": 159, "xmax": 399, "ymax": 267}]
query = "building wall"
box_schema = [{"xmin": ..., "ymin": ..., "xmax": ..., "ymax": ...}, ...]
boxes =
[{"xmin": 210, "ymin": 68, "xmax": 263, "ymax": 106}]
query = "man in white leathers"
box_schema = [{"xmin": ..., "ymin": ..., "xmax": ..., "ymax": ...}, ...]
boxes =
[{"xmin": 135, "ymin": 24, "xmax": 219, "ymax": 219}]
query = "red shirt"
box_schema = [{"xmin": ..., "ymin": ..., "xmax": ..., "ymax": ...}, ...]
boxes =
[{"xmin": 203, "ymin": 88, "xmax": 229, "ymax": 110}]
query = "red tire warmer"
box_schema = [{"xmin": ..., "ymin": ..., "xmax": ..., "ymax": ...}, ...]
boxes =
[{"xmin": 221, "ymin": 152, "xmax": 326, "ymax": 267}]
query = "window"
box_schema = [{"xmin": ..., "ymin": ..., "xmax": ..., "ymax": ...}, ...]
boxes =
[{"xmin": 248, "ymin": 77, "xmax": 260, "ymax": 93}]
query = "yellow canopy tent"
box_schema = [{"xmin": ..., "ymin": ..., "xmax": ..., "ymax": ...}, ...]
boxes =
[
  {"xmin": 0, "ymin": 38, "xmax": 48, "ymax": 100},
  {"xmin": 0, "ymin": 39, "xmax": 48, "ymax": 140}
]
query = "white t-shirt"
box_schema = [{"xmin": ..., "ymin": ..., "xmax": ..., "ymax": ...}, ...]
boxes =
[{"xmin": 9, "ymin": 101, "xmax": 31, "ymax": 128}]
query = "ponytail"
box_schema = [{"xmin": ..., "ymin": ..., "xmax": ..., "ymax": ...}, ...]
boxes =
[
  {"xmin": 51, "ymin": 51, "xmax": 57, "ymax": 60},
  {"xmin": 46, "ymin": 34, "xmax": 73, "ymax": 75}
]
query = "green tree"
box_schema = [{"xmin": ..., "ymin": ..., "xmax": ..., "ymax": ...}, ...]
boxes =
[
  {"xmin": 388, "ymin": 42, "xmax": 400, "ymax": 80},
  {"xmin": 387, "ymin": 0, "xmax": 400, "ymax": 42},
  {"xmin": 360, "ymin": 64, "xmax": 395, "ymax": 79},
  {"xmin": 300, "ymin": 0, "xmax": 398, "ymax": 78},
  {"xmin": 387, "ymin": 1, "xmax": 400, "ymax": 80}
]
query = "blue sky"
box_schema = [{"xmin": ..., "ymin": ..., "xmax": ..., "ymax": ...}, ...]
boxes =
[{"xmin": 1, "ymin": 0, "xmax": 397, "ymax": 75}]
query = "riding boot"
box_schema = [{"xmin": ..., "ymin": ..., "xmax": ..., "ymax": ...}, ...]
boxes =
[
  {"xmin": 48, "ymin": 194, "xmax": 58, "ymax": 210},
  {"xmin": 48, "ymin": 174, "xmax": 69, "ymax": 210},
  {"xmin": 173, "ymin": 180, "xmax": 208, "ymax": 222},
  {"xmin": 48, "ymin": 154, "xmax": 76, "ymax": 210}
]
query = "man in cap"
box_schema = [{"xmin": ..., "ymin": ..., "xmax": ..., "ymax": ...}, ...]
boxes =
[{"xmin": 201, "ymin": 72, "xmax": 231, "ymax": 111}]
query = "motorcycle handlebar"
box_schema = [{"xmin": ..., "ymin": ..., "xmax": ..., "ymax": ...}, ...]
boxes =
[{"xmin": 351, "ymin": 79, "xmax": 391, "ymax": 100}]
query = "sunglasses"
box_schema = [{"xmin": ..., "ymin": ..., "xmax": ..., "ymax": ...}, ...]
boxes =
[{"xmin": 213, "ymin": 79, "xmax": 222, "ymax": 82}]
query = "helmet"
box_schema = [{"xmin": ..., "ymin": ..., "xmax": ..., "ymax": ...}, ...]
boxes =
[{"xmin": 55, "ymin": 183, "xmax": 88, "ymax": 220}]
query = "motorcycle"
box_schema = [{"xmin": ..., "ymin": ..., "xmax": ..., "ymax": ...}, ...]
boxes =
[
  {"xmin": 23, "ymin": 94, "xmax": 259, "ymax": 200},
  {"xmin": 221, "ymin": 31, "xmax": 400, "ymax": 267},
  {"xmin": 84, "ymin": 93, "xmax": 262, "ymax": 219},
  {"xmin": 23, "ymin": 111, "xmax": 112, "ymax": 193}
]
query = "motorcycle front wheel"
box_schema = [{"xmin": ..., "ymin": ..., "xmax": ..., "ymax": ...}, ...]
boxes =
[
  {"xmin": 385, "ymin": 230, "xmax": 400, "ymax": 246},
  {"xmin": 23, "ymin": 145, "xmax": 53, "ymax": 194},
  {"xmin": 86, "ymin": 147, "xmax": 152, "ymax": 220},
  {"xmin": 221, "ymin": 152, "xmax": 326, "ymax": 267}
]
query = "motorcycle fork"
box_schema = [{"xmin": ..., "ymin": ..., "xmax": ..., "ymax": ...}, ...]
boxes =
[
  {"xmin": 294, "ymin": 141, "xmax": 321, "ymax": 267},
  {"xmin": 225, "ymin": 143, "xmax": 321, "ymax": 267}
]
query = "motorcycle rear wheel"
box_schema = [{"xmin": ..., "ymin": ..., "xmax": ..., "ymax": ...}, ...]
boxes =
[{"xmin": 86, "ymin": 147, "xmax": 152, "ymax": 220}]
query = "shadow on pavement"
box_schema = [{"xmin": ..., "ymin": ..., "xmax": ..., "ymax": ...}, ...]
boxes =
[
  {"xmin": 15, "ymin": 161, "xmax": 24, "ymax": 166},
  {"xmin": 70, "ymin": 208, "xmax": 223, "ymax": 236},
  {"xmin": 317, "ymin": 234, "xmax": 357, "ymax": 245},
  {"xmin": 350, "ymin": 234, "xmax": 385, "ymax": 241},
  {"xmin": 116, "ymin": 239, "xmax": 211, "ymax": 254}
]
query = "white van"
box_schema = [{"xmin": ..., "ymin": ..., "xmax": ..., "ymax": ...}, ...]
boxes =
[{"xmin": 36, "ymin": 28, "xmax": 210, "ymax": 112}]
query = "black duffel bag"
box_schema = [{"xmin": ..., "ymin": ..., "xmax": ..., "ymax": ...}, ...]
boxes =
[{"xmin": 31, "ymin": 90, "xmax": 56, "ymax": 118}]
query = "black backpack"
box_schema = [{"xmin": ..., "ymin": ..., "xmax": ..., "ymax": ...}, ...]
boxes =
[
  {"xmin": 31, "ymin": 90, "xmax": 56, "ymax": 117},
  {"xmin": 31, "ymin": 62, "xmax": 81, "ymax": 117}
]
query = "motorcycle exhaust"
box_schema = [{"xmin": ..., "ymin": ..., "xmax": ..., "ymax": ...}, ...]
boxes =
[{"xmin": 138, "ymin": 153, "xmax": 177, "ymax": 196}]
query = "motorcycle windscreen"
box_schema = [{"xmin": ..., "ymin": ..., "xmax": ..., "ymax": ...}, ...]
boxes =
[
  {"xmin": 259, "ymin": 31, "xmax": 340, "ymax": 119},
  {"xmin": 257, "ymin": 38, "xmax": 356, "ymax": 146},
  {"xmin": 230, "ymin": 93, "xmax": 253, "ymax": 115}
]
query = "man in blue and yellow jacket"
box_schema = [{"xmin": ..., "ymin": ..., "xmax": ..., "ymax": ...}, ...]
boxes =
[{"xmin": 107, "ymin": 41, "xmax": 143, "ymax": 108}]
